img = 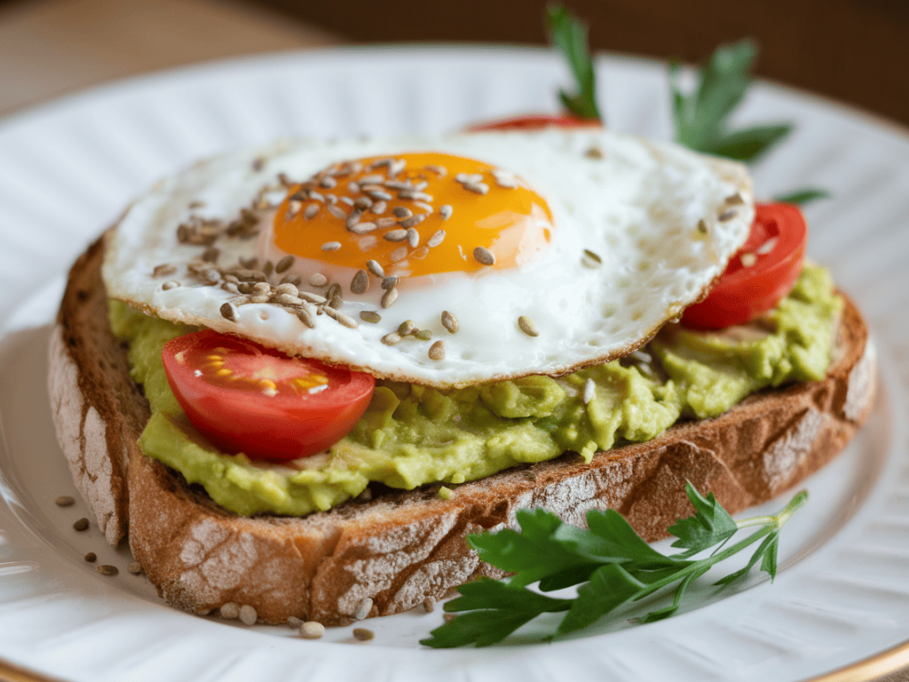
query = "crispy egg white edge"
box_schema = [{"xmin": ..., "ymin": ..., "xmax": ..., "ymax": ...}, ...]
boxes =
[{"xmin": 102, "ymin": 129, "xmax": 753, "ymax": 388}]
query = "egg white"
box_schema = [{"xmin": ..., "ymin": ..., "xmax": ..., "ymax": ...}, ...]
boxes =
[{"xmin": 103, "ymin": 128, "xmax": 753, "ymax": 388}]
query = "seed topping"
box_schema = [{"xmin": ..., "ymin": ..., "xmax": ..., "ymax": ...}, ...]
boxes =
[
  {"xmin": 518, "ymin": 315, "xmax": 540, "ymax": 337},
  {"xmin": 441, "ymin": 310, "xmax": 458, "ymax": 334},
  {"xmin": 473, "ymin": 246, "xmax": 496, "ymax": 266},
  {"xmin": 428, "ymin": 340, "xmax": 446, "ymax": 361}
]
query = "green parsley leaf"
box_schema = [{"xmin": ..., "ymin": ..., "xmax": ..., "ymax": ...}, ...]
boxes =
[
  {"xmin": 545, "ymin": 4, "xmax": 602, "ymax": 121},
  {"xmin": 420, "ymin": 485, "xmax": 808, "ymax": 648},
  {"xmin": 773, "ymin": 188, "xmax": 832, "ymax": 206}
]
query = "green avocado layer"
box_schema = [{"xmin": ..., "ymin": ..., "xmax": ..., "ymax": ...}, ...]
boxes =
[{"xmin": 110, "ymin": 265, "xmax": 841, "ymax": 517}]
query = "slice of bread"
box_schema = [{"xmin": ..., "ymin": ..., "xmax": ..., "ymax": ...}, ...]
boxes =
[{"xmin": 48, "ymin": 236, "xmax": 876, "ymax": 625}]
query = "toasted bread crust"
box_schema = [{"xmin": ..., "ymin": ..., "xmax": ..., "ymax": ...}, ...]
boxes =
[{"xmin": 49, "ymin": 236, "xmax": 875, "ymax": 624}]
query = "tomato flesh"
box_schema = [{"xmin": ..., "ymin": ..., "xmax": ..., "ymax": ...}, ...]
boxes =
[
  {"xmin": 162, "ymin": 330, "xmax": 375, "ymax": 460},
  {"xmin": 682, "ymin": 203, "xmax": 808, "ymax": 330},
  {"xmin": 466, "ymin": 113, "xmax": 602, "ymax": 132}
]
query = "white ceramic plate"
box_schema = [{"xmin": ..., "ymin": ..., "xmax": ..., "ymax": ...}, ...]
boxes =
[{"xmin": 1, "ymin": 47, "xmax": 908, "ymax": 682}]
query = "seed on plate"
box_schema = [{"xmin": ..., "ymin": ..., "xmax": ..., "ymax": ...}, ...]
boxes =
[
  {"xmin": 350, "ymin": 269, "xmax": 369, "ymax": 294},
  {"xmin": 55, "ymin": 495, "xmax": 75, "ymax": 507},
  {"xmin": 381, "ymin": 332, "xmax": 402, "ymax": 345},
  {"xmin": 239, "ymin": 605, "xmax": 257, "ymax": 625},
  {"xmin": 583, "ymin": 378, "xmax": 596, "ymax": 404},
  {"xmin": 473, "ymin": 246, "xmax": 496, "ymax": 266},
  {"xmin": 127, "ymin": 561, "xmax": 143, "ymax": 575},
  {"xmin": 718, "ymin": 209, "xmax": 737, "ymax": 222},
  {"xmin": 740, "ymin": 253, "xmax": 758, "ymax": 267},
  {"xmin": 220, "ymin": 302, "xmax": 238, "ymax": 322},
  {"xmin": 428, "ymin": 341, "xmax": 446, "ymax": 361},
  {"xmin": 327, "ymin": 205, "xmax": 347, "ymax": 220},
  {"xmin": 393, "ymin": 206, "xmax": 412, "ymax": 219},
  {"xmin": 441, "ymin": 310, "xmax": 458, "ymax": 333},
  {"xmin": 84, "ymin": 552, "xmax": 96, "ymax": 563},
  {"xmin": 322, "ymin": 241, "xmax": 342, "ymax": 252},
  {"xmin": 73, "ymin": 518, "xmax": 89, "ymax": 531},
  {"xmin": 353, "ymin": 628, "xmax": 374, "ymax": 642},
  {"xmin": 366, "ymin": 260, "xmax": 385, "ymax": 277},
  {"xmin": 400, "ymin": 214, "xmax": 426, "ymax": 229},
  {"xmin": 518, "ymin": 315, "xmax": 540, "ymax": 337},
  {"xmin": 220, "ymin": 602, "xmax": 240, "ymax": 619},
  {"xmin": 384, "ymin": 229, "xmax": 408, "ymax": 242},
  {"xmin": 355, "ymin": 597, "xmax": 373, "ymax": 620},
  {"xmin": 301, "ymin": 621, "xmax": 325, "ymax": 639},
  {"xmin": 275, "ymin": 255, "xmax": 295, "ymax": 274},
  {"xmin": 381, "ymin": 276, "xmax": 398, "ymax": 290},
  {"xmin": 359, "ymin": 310, "xmax": 381, "ymax": 324},
  {"xmin": 407, "ymin": 228, "xmax": 420, "ymax": 248},
  {"xmin": 381, "ymin": 287, "xmax": 398, "ymax": 308},
  {"xmin": 97, "ymin": 565, "xmax": 119, "ymax": 576},
  {"xmin": 582, "ymin": 249, "xmax": 602, "ymax": 268},
  {"xmin": 428, "ymin": 229, "xmax": 446, "ymax": 248}
]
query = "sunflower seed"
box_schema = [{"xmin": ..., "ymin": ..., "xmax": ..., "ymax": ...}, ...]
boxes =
[
  {"xmin": 239, "ymin": 256, "xmax": 258, "ymax": 269},
  {"xmin": 162, "ymin": 280, "xmax": 181, "ymax": 290},
  {"xmin": 390, "ymin": 246, "xmax": 408, "ymax": 262},
  {"xmin": 296, "ymin": 307, "xmax": 316, "ymax": 328},
  {"xmin": 718, "ymin": 209, "xmax": 737, "ymax": 222},
  {"xmin": 415, "ymin": 329, "xmax": 432, "ymax": 341},
  {"xmin": 97, "ymin": 565, "xmax": 119, "ymax": 576},
  {"xmin": 495, "ymin": 177, "xmax": 518, "ymax": 189},
  {"xmin": 381, "ymin": 287, "xmax": 398, "ymax": 308},
  {"xmin": 346, "ymin": 209, "xmax": 364, "ymax": 228},
  {"xmin": 309, "ymin": 190, "xmax": 325, "ymax": 203},
  {"xmin": 414, "ymin": 201, "xmax": 433, "ymax": 214},
  {"xmin": 381, "ymin": 332, "xmax": 402, "ymax": 345},
  {"xmin": 582, "ymin": 249, "xmax": 602, "ymax": 268},
  {"xmin": 473, "ymin": 246, "xmax": 495, "ymax": 265},
  {"xmin": 272, "ymin": 293, "xmax": 301, "ymax": 306},
  {"xmin": 220, "ymin": 603, "xmax": 240, "ymax": 619},
  {"xmin": 348, "ymin": 181, "xmax": 361, "ymax": 194},
  {"xmin": 441, "ymin": 310, "xmax": 458, "ymax": 333},
  {"xmin": 350, "ymin": 269, "xmax": 369, "ymax": 294},
  {"xmin": 384, "ymin": 229, "xmax": 408, "ymax": 242},
  {"xmin": 585, "ymin": 146, "xmax": 604, "ymax": 159},
  {"xmin": 303, "ymin": 203, "xmax": 320, "ymax": 220},
  {"xmin": 440, "ymin": 204, "xmax": 454, "ymax": 221},
  {"xmin": 279, "ymin": 274, "xmax": 302, "ymax": 286},
  {"xmin": 275, "ymin": 255, "xmax": 295, "ymax": 273},
  {"xmin": 366, "ymin": 260, "xmax": 385, "ymax": 277},
  {"xmin": 319, "ymin": 176, "xmax": 337, "ymax": 189},
  {"xmin": 428, "ymin": 341, "xmax": 445, "ymax": 360},
  {"xmin": 239, "ymin": 605, "xmax": 257, "ymax": 625},
  {"xmin": 322, "ymin": 241, "xmax": 342, "ymax": 251},
  {"xmin": 353, "ymin": 628, "xmax": 375, "ymax": 642},
  {"xmin": 371, "ymin": 200, "xmax": 387, "ymax": 215},
  {"xmin": 84, "ymin": 552, "xmax": 96, "ymax": 562},
  {"xmin": 354, "ymin": 196, "xmax": 373, "ymax": 210},
  {"xmin": 425, "ymin": 164, "xmax": 447, "ymax": 177},
  {"xmin": 275, "ymin": 282, "xmax": 299, "ymax": 297},
  {"xmin": 583, "ymin": 378, "xmax": 596, "ymax": 404},
  {"xmin": 381, "ymin": 276, "xmax": 398, "ymax": 290},
  {"xmin": 407, "ymin": 228, "xmax": 419, "ymax": 248},
  {"xmin": 392, "ymin": 206, "xmax": 412, "ymax": 219},
  {"xmin": 398, "ymin": 320, "xmax": 417, "ymax": 335},
  {"xmin": 376, "ymin": 217, "xmax": 397, "ymax": 228},
  {"xmin": 359, "ymin": 310, "xmax": 381, "ymax": 323},
  {"xmin": 327, "ymin": 204, "xmax": 347, "ymax": 220},
  {"xmin": 309, "ymin": 272, "xmax": 328, "ymax": 287},
  {"xmin": 263, "ymin": 260, "xmax": 274, "ymax": 277},
  {"xmin": 327, "ymin": 283, "xmax": 342, "ymax": 300},
  {"xmin": 518, "ymin": 315, "xmax": 539, "ymax": 337},
  {"xmin": 127, "ymin": 561, "xmax": 143, "ymax": 575},
  {"xmin": 427, "ymin": 229, "xmax": 446, "ymax": 248},
  {"xmin": 220, "ymin": 302, "xmax": 238, "ymax": 322},
  {"xmin": 368, "ymin": 190, "xmax": 393, "ymax": 202},
  {"xmin": 55, "ymin": 495, "xmax": 75, "ymax": 507},
  {"xmin": 355, "ymin": 597, "xmax": 373, "ymax": 620},
  {"xmin": 400, "ymin": 214, "xmax": 426, "ymax": 229},
  {"xmin": 339, "ymin": 196, "xmax": 354, "ymax": 206},
  {"xmin": 360, "ymin": 173, "xmax": 385, "ymax": 184},
  {"xmin": 324, "ymin": 306, "xmax": 357, "ymax": 328},
  {"xmin": 756, "ymin": 237, "xmax": 778, "ymax": 255},
  {"xmin": 153, "ymin": 263, "xmax": 176, "ymax": 277},
  {"xmin": 463, "ymin": 182, "xmax": 489, "ymax": 195},
  {"xmin": 349, "ymin": 221, "xmax": 377, "ymax": 235}
]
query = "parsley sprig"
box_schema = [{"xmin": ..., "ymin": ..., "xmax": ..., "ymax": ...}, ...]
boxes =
[
  {"xmin": 545, "ymin": 4, "xmax": 602, "ymax": 121},
  {"xmin": 421, "ymin": 484, "xmax": 807, "ymax": 648}
]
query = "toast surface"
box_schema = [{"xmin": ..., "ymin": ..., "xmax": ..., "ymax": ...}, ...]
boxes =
[{"xmin": 48, "ymin": 236, "xmax": 876, "ymax": 624}]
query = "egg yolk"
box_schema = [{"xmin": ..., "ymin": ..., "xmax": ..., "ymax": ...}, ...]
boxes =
[{"xmin": 272, "ymin": 152, "xmax": 553, "ymax": 278}]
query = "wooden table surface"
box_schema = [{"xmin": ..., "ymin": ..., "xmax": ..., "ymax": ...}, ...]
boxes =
[{"xmin": 0, "ymin": 1, "xmax": 907, "ymax": 681}]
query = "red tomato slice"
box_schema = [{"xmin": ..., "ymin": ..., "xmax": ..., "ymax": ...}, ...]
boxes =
[
  {"xmin": 681, "ymin": 203, "xmax": 808, "ymax": 330},
  {"xmin": 466, "ymin": 113, "xmax": 602, "ymax": 132},
  {"xmin": 162, "ymin": 330, "xmax": 375, "ymax": 460}
]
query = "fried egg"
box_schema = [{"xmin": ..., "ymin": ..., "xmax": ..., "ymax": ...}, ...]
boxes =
[{"xmin": 103, "ymin": 128, "xmax": 754, "ymax": 388}]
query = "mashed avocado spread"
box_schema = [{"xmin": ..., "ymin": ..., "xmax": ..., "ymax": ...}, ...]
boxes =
[{"xmin": 109, "ymin": 265, "xmax": 841, "ymax": 517}]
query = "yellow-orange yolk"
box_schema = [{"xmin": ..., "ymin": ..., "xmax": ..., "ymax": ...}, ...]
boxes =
[{"xmin": 272, "ymin": 152, "xmax": 553, "ymax": 278}]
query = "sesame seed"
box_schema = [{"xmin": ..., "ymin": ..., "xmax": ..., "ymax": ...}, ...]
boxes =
[
  {"xmin": 381, "ymin": 332, "xmax": 402, "ymax": 345},
  {"xmin": 327, "ymin": 205, "xmax": 347, "ymax": 220},
  {"xmin": 322, "ymin": 241, "xmax": 342, "ymax": 252},
  {"xmin": 740, "ymin": 253, "xmax": 758, "ymax": 267},
  {"xmin": 583, "ymin": 378, "xmax": 596, "ymax": 404},
  {"xmin": 441, "ymin": 310, "xmax": 458, "ymax": 333},
  {"xmin": 220, "ymin": 603, "xmax": 240, "ymax": 619},
  {"xmin": 428, "ymin": 341, "xmax": 446, "ymax": 360},
  {"xmin": 366, "ymin": 260, "xmax": 385, "ymax": 277},
  {"xmin": 381, "ymin": 276, "xmax": 398, "ymax": 290},
  {"xmin": 301, "ymin": 621, "xmax": 325, "ymax": 639},
  {"xmin": 428, "ymin": 229, "xmax": 446, "ymax": 248},
  {"xmin": 407, "ymin": 228, "xmax": 420, "ymax": 248},
  {"xmin": 400, "ymin": 214, "xmax": 426, "ymax": 229},
  {"xmin": 718, "ymin": 209, "xmax": 737, "ymax": 222},
  {"xmin": 84, "ymin": 552, "xmax": 96, "ymax": 563},
  {"xmin": 439, "ymin": 204, "xmax": 453, "ymax": 220},
  {"xmin": 359, "ymin": 310, "xmax": 381, "ymax": 323},
  {"xmin": 582, "ymin": 249, "xmax": 602, "ymax": 268},
  {"xmin": 127, "ymin": 561, "xmax": 143, "ymax": 575},
  {"xmin": 355, "ymin": 597, "xmax": 373, "ymax": 620},
  {"xmin": 97, "ymin": 565, "xmax": 118, "ymax": 576},
  {"xmin": 55, "ymin": 495, "xmax": 75, "ymax": 507},
  {"xmin": 381, "ymin": 287, "xmax": 398, "ymax": 308},
  {"xmin": 756, "ymin": 237, "xmax": 778, "ymax": 255},
  {"xmin": 353, "ymin": 628, "xmax": 374, "ymax": 642},
  {"xmin": 239, "ymin": 605, "xmax": 257, "ymax": 625},
  {"xmin": 275, "ymin": 255, "xmax": 294, "ymax": 274},
  {"xmin": 473, "ymin": 246, "xmax": 496, "ymax": 266},
  {"xmin": 220, "ymin": 302, "xmax": 237, "ymax": 322},
  {"xmin": 73, "ymin": 518, "xmax": 89, "ymax": 531},
  {"xmin": 309, "ymin": 272, "xmax": 328, "ymax": 287},
  {"xmin": 350, "ymin": 269, "xmax": 369, "ymax": 294},
  {"xmin": 518, "ymin": 315, "xmax": 540, "ymax": 337},
  {"xmin": 384, "ymin": 229, "xmax": 408, "ymax": 242},
  {"xmin": 398, "ymin": 320, "xmax": 417, "ymax": 335},
  {"xmin": 392, "ymin": 206, "xmax": 412, "ymax": 219}
]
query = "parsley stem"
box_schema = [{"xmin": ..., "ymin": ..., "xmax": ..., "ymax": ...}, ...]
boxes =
[{"xmin": 734, "ymin": 490, "xmax": 808, "ymax": 530}]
